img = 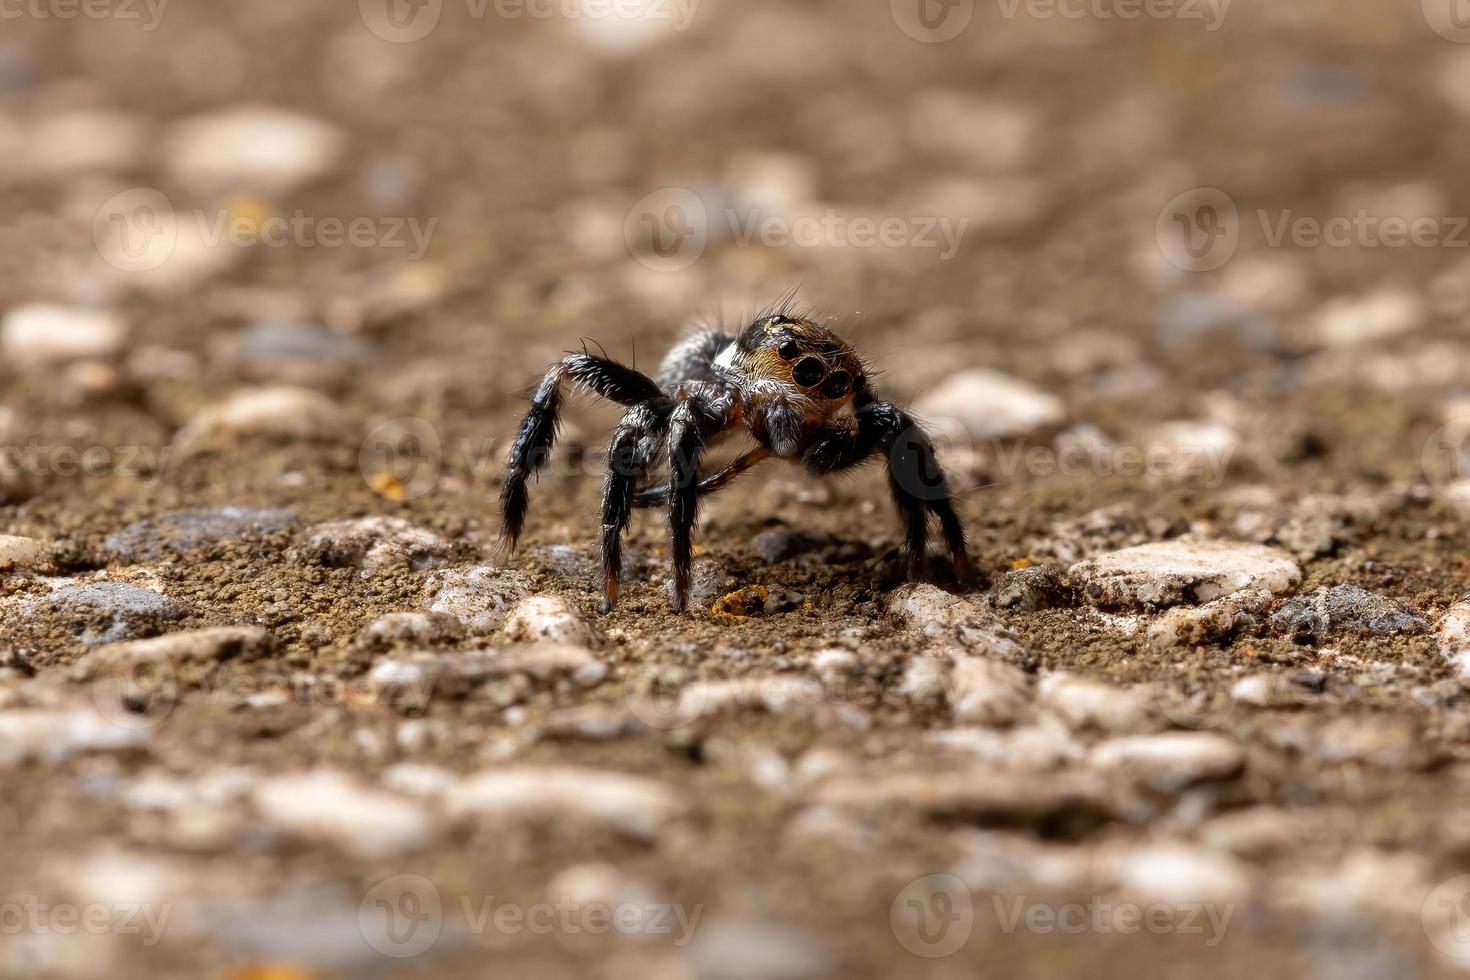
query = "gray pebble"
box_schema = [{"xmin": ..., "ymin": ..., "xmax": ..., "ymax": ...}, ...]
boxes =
[
  {"xmin": 105, "ymin": 507, "xmax": 297, "ymax": 562},
  {"xmin": 46, "ymin": 582, "xmax": 187, "ymax": 644},
  {"xmin": 1269, "ymin": 584, "xmax": 1430, "ymax": 643}
]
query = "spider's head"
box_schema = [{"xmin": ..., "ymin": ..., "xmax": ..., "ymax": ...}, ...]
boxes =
[{"xmin": 734, "ymin": 314, "xmax": 868, "ymax": 415}]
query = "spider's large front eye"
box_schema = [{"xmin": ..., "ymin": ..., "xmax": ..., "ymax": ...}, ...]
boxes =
[
  {"xmin": 778, "ymin": 340, "xmax": 800, "ymax": 360},
  {"xmin": 823, "ymin": 371, "xmax": 852, "ymax": 398},
  {"xmin": 792, "ymin": 357, "xmax": 826, "ymax": 387}
]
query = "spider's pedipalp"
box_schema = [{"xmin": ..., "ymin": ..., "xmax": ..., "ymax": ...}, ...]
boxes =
[{"xmin": 500, "ymin": 353, "xmax": 665, "ymax": 553}]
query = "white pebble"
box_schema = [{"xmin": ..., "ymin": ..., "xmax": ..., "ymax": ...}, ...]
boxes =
[
  {"xmin": 0, "ymin": 534, "xmax": 42, "ymax": 571},
  {"xmin": 445, "ymin": 766, "xmax": 682, "ymax": 840},
  {"xmin": 1, "ymin": 305, "xmax": 126, "ymax": 363},
  {"xmin": 174, "ymin": 386, "xmax": 347, "ymax": 451},
  {"xmin": 1070, "ymin": 539, "xmax": 1300, "ymax": 610},
  {"xmin": 1315, "ymin": 289, "xmax": 1425, "ymax": 346},
  {"xmin": 252, "ymin": 770, "xmax": 437, "ymax": 858},
  {"xmin": 503, "ymin": 595, "xmax": 598, "ymax": 647},
  {"xmin": 164, "ymin": 105, "xmax": 345, "ymax": 193},
  {"xmin": 1090, "ymin": 732, "xmax": 1245, "ymax": 793},
  {"xmin": 1110, "ymin": 844, "xmax": 1250, "ymax": 905},
  {"xmin": 1037, "ymin": 673, "xmax": 1151, "ymax": 734},
  {"xmin": 949, "ymin": 657, "xmax": 1032, "ymax": 726},
  {"xmin": 914, "ymin": 368, "xmax": 1064, "ymax": 440}
]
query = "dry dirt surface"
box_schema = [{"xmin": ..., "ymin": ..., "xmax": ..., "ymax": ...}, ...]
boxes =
[{"xmin": 7, "ymin": 1, "xmax": 1470, "ymax": 978}]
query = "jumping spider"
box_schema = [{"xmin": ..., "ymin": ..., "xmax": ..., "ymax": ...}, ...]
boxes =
[{"xmin": 501, "ymin": 306, "xmax": 970, "ymax": 612}]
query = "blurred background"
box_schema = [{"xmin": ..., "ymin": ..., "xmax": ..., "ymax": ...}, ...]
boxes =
[{"xmin": 5, "ymin": 0, "xmax": 1470, "ymax": 978}]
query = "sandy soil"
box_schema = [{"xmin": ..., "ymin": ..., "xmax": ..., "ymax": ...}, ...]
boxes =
[{"xmin": 4, "ymin": 1, "xmax": 1470, "ymax": 978}]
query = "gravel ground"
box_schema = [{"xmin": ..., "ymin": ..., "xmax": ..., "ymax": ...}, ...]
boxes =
[{"xmin": 6, "ymin": 2, "xmax": 1470, "ymax": 978}]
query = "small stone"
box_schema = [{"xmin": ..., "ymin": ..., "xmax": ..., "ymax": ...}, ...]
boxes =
[
  {"xmin": 913, "ymin": 369, "xmax": 1064, "ymax": 440},
  {"xmin": 45, "ymin": 582, "xmax": 187, "ymax": 645},
  {"xmin": 814, "ymin": 770, "xmax": 1125, "ymax": 836},
  {"xmin": 810, "ymin": 648, "xmax": 858, "ymax": 681},
  {"xmin": 908, "ymin": 92, "xmax": 1038, "ymax": 171},
  {"xmin": 292, "ymin": 517, "xmax": 453, "ymax": 578},
  {"xmin": 751, "ymin": 528, "xmax": 833, "ymax": 563},
  {"xmin": 1315, "ymin": 289, "xmax": 1425, "ymax": 346},
  {"xmin": 0, "ymin": 534, "xmax": 43, "ymax": 571},
  {"xmin": 1269, "ymin": 585, "xmax": 1430, "ymax": 643},
  {"xmin": 1070, "ymin": 540, "xmax": 1301, "ymax": 610},
  {"xmin": 1038, "ymin": 673, "xmax": 1153, "ymax": 734},
  {"xmin": 380, "ymin": 763, "xmax": 455, "ymax": 798},
  {"xmin": 1199, "ymin": 807, "xmax": 1304, "ymax": 859},
  {"xmin": 252, "ymin": 770, "xmax": 437, "ymax": 858},
  {"xmin": 0, "ymin": 709, "xmax": 148, "ymax": 766},
  {"xmin": 235, "ymin": 319, "xmax": 372, "ymax": 365},
  {"xmin": 1110, "ymin": 844, "xmax": 1250, "ymax": 905},
  {"xmin": 1090, "ymin": 733, "xmax": 1245, "ymax": 793},
  {"xmin": 677, "ymin": 558, "xmax": 737, "ymax": 610},
  {"xmin": 683, "ymin": 921, "xmax": 836, "ymax": 980},
  {"xmin": 503, "ymin": 595, "xmax": 598, "ymax": 647},
  {"xmin": 174, "ymin": 386, "xmax": 348, "ymax": 451},
  {"xmin": 990, "ymin": 565, "xmax": 1071, "ymax": 612},
  {"xmin": 1142, "ymin": 421, "xmax": 1238, "ymax": 480},
  {"xmin": 424, "ymin": 564, "xmax": 530, "ymax": 634},
  {"xmin": 900, "ymin": 657, "xmax": 949, "ymax": 706},
  {"xmin": 29, "ymin": 110, "xmax": 146, "ymax": 176},
  {"xmin": 889, "ymin": 584, "xmax": 1028, "ymax": 659},
  {"xmin": 929, "ymin": 726, "xmax": 1084, "ymax": 770},
  {"xmin": 1, "ymin": 305, "xmax": 126, "ymax": 363},
  {"xmin": 104, "ymin": 507, "xmax": 297, "ymax": 562},
  {"xmin": 357, "ymin": 611, "xmax": 464, "ymax": 647},
  {"xmin": 77, "ymin": 627, "xmax": 272, "ymax": 678},
  {"xmin": 165, "ymin": 105, "xmax": 345, "ymax": 193},
  {"xmin": 949, "ymin": 657, "xmax": 1031, "ymax": 726},
  {"xmin": 1147, "ymin": 589, "xmax": 1272, "ymax": 649},
  {"xmin": 445, "ymin": 766, "xmax": 682, "ymax": 840},
  {"xmin": 1440, "ymin": 598, "xmax": 1470, "ymax": 676}
]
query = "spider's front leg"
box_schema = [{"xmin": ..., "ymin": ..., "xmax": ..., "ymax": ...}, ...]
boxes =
[
  {"xmin": 501, "ymin": 353, "xmax": 664, "ymax": 554},
  {"xmin": 803, "ymin": 398, "xmax": 970, "ymax": 580},
  {"xmin": 601, "ymin": 401, "xmax": 671, "ymax": 613},
  {"xmin": 666, "ymin": 396, "xmax": 728, "ymax": 611}
]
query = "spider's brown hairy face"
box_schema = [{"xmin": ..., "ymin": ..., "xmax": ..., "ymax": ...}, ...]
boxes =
[{"xmin": 736, "ymin": 314, "xmax": 867, "ymax": 412}]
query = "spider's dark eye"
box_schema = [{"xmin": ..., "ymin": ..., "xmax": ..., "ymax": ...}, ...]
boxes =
[
  {"xmin": 822, "ymin": 371, "xmax": 851, "ymax": 398},
  {"xmin": 792, "ymin": 357, "xmax": 826, "ymax": 387},
  {"xmin": 778, "ymin": 340, "xmax": 800, "ymax": 360}
]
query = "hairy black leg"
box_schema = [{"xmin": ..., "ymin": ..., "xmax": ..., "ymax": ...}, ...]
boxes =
[
  {"xmin": 600, "ymin": 402, "xmax": 669, "ymax": 613},
  {"xmin": 803, "ymin": 401, "xmax": 969, "ymax": 579},
  {"xmin": 667, "ymin": 398, "xmax": 716, "ymax": 611},
  {"xmin": 631, "ymin": 447, "xmax": 770, "ymax": 508},
  {"xmin": 501, "ymin": 353, "xmax": 665, "ymax": 553}
]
